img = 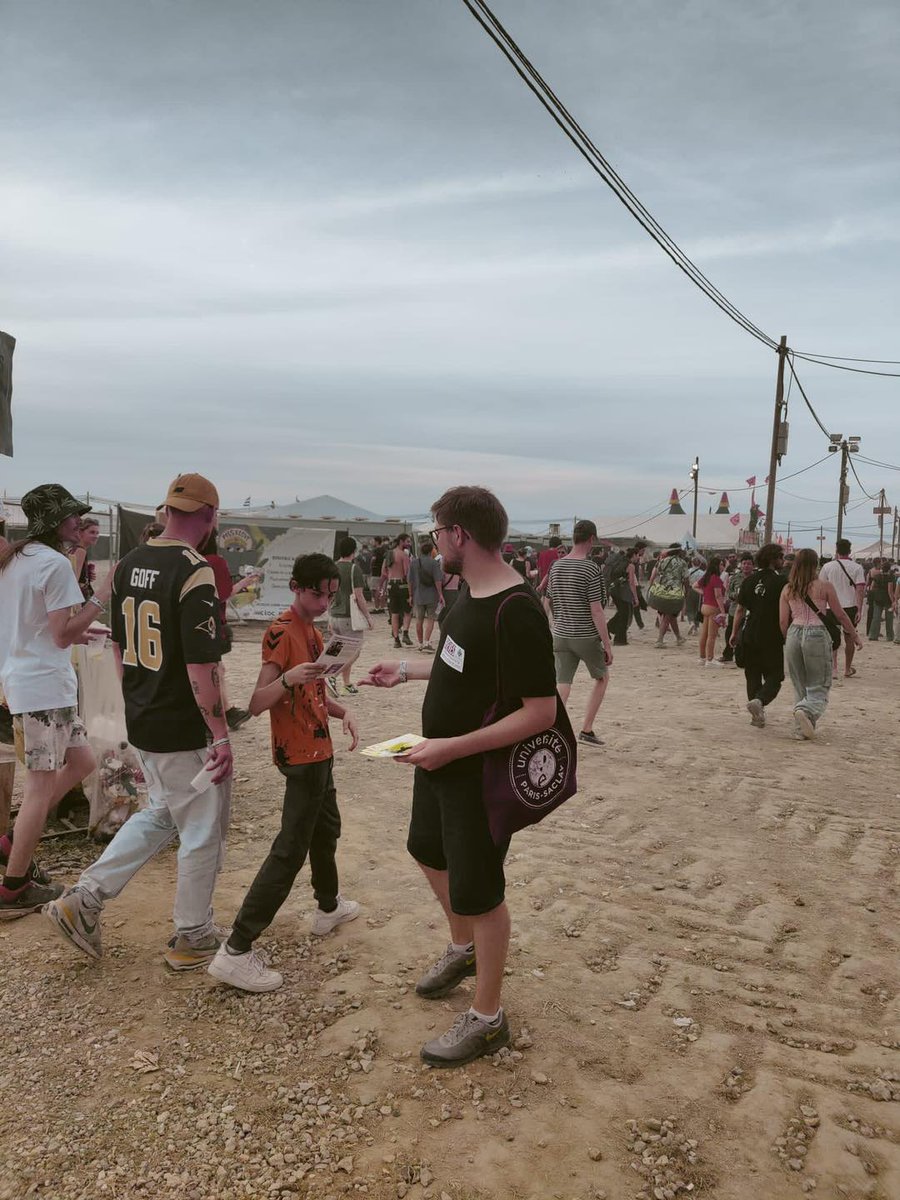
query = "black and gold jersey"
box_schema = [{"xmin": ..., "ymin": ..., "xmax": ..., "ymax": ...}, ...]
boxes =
[{"xmin": 110, "ymin": 538, "xmax": 221, "ymax": 752}]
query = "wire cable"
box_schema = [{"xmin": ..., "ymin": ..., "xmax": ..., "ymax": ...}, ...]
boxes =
[
  {"xmin": 791, "ymin": 351, "xmax": 900, "ymax": 365},
  {"xmin": 791, "ymin": 353, "xmax": 900, "ymax": 378},
  {"xmin": 847, "ymin": 455, "xmax": 880, "ymax": 502},
  {"xmin": 785, "ymin": 356, "xmax": 831, "ymax": 438},
  {"xmin": 461, "ymin": 0, "xmax": 779, "ymax": 350}
]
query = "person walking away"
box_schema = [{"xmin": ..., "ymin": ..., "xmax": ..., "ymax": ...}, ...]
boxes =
[
  {"xmin": 330, "ymin": 537, "xmax": 373, "ymax": 695},
  {"xmin": 607, "ymin": 546, "xmax": 641, "ymax": 646},
  {"xmin": 201, "ymin": 530, "xmax": 250, "ymax": 730},
  {"xmin": 382, "ymin": 535, "xmax": 413, "ymax": 649},
  {"xmin": 0, "ymin": 485, "xmax": 112, "ymax": 917},
  {"xmin": 208, "ymin": 553, "xmax": 360, "ymax": 992},
  {"xmin": 360, "ymin": 486, "xmax": 558, "ymax": 1067},
  {"xmin": 408, "ymin": 538, "xmax": 444, "ymax": 652},
  {"xmin": 819, "ymin": 539, "xmax": 865, "ymax": 677},
  {"xmin": 685, "ymin": 556, "xmax": 705, "ymax": 634},
  {"xmin": 546, "ymin": 520, "xmax": 612, "ymax": 748},
  {"xmin": 536, "ymin": 537, "xmax": 563, "ymax": 594},
  {"xmin": 720, "ymin": 553, "xmax": 754, "ymax": 663},
  {"xmin": 369, "ymin": 537, "xmax": 388, "ymax": 613},
  {"xmin": 779, "ymin": 547, "xmax": 862, "ymax": 740},
  {"xmin": 729, "ymin": 543, "xmax": 786, "ymax": 728},
  {"xmin": 45, "ymin": 473, "xmax": 234, "ymax": 969},
  {"xmin": 867, "ymin": 559, "xmax": 894, "ymax": 641},
  {"xmin": 695, "ymin": 556, "xmax": 727, "ymax": 667},
  {"xmin": 647, "ymin": 545, "xmax": 688, "ymax": 647}
]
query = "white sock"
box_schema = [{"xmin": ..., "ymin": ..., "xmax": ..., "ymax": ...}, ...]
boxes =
[
  {"xmin": 451, "ymin": 940, "xmax": 474, "ymax": 954},
  {"xmin": 469, "ymin": 1005, "xmax": 502, "ymax": 1025}
]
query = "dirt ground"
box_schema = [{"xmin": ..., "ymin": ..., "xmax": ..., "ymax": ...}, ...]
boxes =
[{"xmin": 1, "ymin": 617, "xmax": 898, "ymax": 1200}]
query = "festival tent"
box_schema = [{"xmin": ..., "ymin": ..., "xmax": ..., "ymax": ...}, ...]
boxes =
[
  {"xmin": 591, "ymin": 511, "xmax": 747, "ymax": 550},
  {"xmin": 243, "ymin": 494, "xmax": 385, "ymax": 520}
]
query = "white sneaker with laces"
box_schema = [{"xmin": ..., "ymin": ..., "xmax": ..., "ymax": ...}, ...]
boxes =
[
  {"xmin": 705, "ymin": 659, "xmax": 723, "ymax": 668},
  {"xmin": 207, "ymin": 944, "xmax": 283, "ymax": 992},
  {"xmin": 311, "ymin": 895, "xmax": 360, "ymax": 936}
]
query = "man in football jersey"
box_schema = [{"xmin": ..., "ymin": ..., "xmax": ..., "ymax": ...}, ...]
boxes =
[{"xmin": 46, "ymin": 473, "xmax": 234, "ymax": 971}]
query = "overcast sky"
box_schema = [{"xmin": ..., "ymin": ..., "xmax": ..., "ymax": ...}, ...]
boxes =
[{"xmin": 2, "ymin": 0, "xmax": 899, "ymax": 544}]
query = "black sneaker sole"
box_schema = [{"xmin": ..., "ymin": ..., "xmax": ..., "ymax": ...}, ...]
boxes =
[{"xmin": 0, "ymin": 900, "xmax": 46, "ymax": 921}]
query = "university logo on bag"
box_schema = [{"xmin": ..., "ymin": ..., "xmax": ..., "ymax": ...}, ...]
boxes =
[{"xmin": 509, "ymin": 729, "xmax": 572, "ymax": 810}]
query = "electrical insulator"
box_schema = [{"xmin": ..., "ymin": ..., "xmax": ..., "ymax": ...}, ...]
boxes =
[{"xmin": 777, "ymin": 421, "xmax": 789, "ymax": 460}]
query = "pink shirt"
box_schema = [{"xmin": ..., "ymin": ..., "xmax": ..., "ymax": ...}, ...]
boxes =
[{"xmin": 787, "ymin": 594, "xmax": 823, "ymax": 627}]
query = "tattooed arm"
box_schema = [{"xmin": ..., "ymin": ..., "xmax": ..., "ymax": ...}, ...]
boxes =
[{"xmin": 186, "ymin": 661, "xmax": 233, "ymax": 782}]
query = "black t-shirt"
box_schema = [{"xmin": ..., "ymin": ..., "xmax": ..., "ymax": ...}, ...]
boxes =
[
  {"xmin": 370, "ymin": 546, "xmax": 386, "ymax": 576},
  {"xmin": 871, "ymin": 570, "xmax": 893, "ymax": 605},
  {"xmin": 511, "ymin": 558, "xmax": 528, "ymax": 578},
  {"xmin": 738, "ymin": 568, "xmax": 786, "ymax": 643},
  {"xmin": 110, "ymin": 538, "xmax": 222, "ymax": 752},
  {"xmin": 422, "ymin": 582, "xmax": 556, "ymax": 742}
]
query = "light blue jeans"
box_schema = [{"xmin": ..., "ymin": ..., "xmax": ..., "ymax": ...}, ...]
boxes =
[
  {"xmin": 785, "ymin": 625, "xmax": 833, "ymax": 725},
  {"xmin": 78, "ymin": 748, "xmax": 231, "ymax": 939}
]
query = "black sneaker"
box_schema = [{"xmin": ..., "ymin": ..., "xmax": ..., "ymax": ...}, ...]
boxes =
[
  {"xmin": 578, "ymin": 731, "xmax": 604, "ymax": 748},
  {"xmin": 415, "ymin": 944, "xmax": 477, "ymax": 998},
  {"xmin": 393, "ymin": 637, "xmax": 402, "ymax": 649},
  {"xmin": 0, "ymin": 880, "xmax": 64, "ymax": 921},
  {"xmin": 226, "ymin": 707, "xmax": 251, "ymax": 731},
  {"xmin": 0, "ymin": 844, "xmax": 53, "ymax": 887},
  {"xmin": 421, "ymin": 1010, "xmax": 510, "ymax": 1067}
]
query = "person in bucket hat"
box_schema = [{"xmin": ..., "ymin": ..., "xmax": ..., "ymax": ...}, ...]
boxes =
[{"xmin": 0, "ymin": 485, "xmax": 113, "ymax": 919}]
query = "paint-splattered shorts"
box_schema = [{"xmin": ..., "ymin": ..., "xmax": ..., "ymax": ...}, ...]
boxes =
[{"xmin": 13, "ymin": 707, "xmax": 89, "ymax": 772}]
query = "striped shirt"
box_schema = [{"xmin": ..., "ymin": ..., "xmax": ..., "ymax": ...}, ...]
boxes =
[{"xmin": 548, "ymin": 557, "xmax": 608, "ymax": 637}]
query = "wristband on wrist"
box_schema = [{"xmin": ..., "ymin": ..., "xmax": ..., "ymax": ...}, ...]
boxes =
[
  {"xmin": 398, "ymin": 660, "xmax": 408, "ymax": 684},
  {"xmin": 280, "ymin": 673, "xmax": 293, "ymax": 692},
  {"xmin": 211, "ymin": 737, "xmax": 230, "ymax": 748},
  {"xmin": 88, "ymin": 595, "xmax": 104, "ymax": 609}
]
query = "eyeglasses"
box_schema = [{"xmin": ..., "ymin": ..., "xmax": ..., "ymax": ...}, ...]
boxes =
[{"xmin": 428, "ymin": 526, "xmax": 452, "ymax": 548}]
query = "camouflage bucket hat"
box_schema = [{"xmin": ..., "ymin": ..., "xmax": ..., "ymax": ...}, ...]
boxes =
[{"xmin": 21, "ymin": 483, "xmax": 91, "ymax": 537}]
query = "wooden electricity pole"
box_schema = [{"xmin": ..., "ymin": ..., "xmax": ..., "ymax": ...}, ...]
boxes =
[{"xmin": 763, "ymin": 336, "xmax": 789, "ymax": 544}]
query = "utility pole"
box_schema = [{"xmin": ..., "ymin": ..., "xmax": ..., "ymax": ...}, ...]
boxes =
[
  {"xmin": 763, "ymin": 335, "xmax": 789, "ymax": 544},
  {"xmin": 875, "ymin": 488, "xmax": 891, "ymax": 557},
  {"xmin": 893, "ymin": 506, "xmax": 899, "ymax": 559},
  {"xmin": 817, "ymin": 526, "xmax": 825, "ymax": 557},
  {"xmin": 829, "ymin": 433, "xmax": 861, "ymax": 547},
  {"xmin": 690, "ymin": 457, "xmax": 699, "ymax": 539}
]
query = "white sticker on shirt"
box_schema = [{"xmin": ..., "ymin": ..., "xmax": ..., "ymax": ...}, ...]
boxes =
[{"xmin": 440, "ymin": 635, "xmax": 465, "ymax": 673}]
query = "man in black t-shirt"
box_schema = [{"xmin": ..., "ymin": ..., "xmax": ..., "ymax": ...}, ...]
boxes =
[
  {"xmin": 729, "ymin": 542, "xmax": 786, "ymax": 728},
  {"xmin": 361, "ymin": 486, "xmax": 557, "ymax": 1068},
  {"xmin": 46, "ymin": 474, "xmax": 234, "ymax": 972}
]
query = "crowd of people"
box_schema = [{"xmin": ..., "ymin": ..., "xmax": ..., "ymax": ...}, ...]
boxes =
[{"xmin": 0, "ymin": 480, "xmax": 894, "ymax": 1070}]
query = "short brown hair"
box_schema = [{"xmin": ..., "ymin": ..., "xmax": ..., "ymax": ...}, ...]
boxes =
[
  {"xmin": 573, "ymin": 519, "xmax": 597, "ymax": 545},
  {"xmin": 431, "ymin": 486, "xmax": 508, "ymax": 552}
]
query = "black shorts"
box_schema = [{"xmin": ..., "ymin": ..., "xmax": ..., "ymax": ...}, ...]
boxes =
[
  {"xmin": 388, "ymin": 581, "xmax": 411, "ymax": 616},
  {"xmin": 843, "ymin": 606, "xmax": 858, "ymax": 628},
  {"xmin": 407, "ymin": 761, "xmax": 508, "ymax": 916}
]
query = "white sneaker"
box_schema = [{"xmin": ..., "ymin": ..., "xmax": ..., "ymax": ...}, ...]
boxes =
[
  {"xmin": 311, "ymin": 895, "xmax": 360, "ymax": 936},
  {"xmin": 705, "ymin": 659, "xmax": 723, "ymax": 668},
  {"xmin": 207, "ymin": 944, "xmax": 283, "ymax": 992}
]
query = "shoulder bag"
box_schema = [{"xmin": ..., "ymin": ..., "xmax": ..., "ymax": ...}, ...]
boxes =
[
  {"xmin": 803, "ymin": 591, "xmax": 842, "ymax": 651},
  {"xmin": 481, "ymin": 592, "xmax": 578, "ymax": 847}
]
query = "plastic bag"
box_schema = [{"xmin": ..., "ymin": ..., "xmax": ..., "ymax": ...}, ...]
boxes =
[{"xmin": 75, "ymin": 642, "xmax": 147, "ymax": 838}]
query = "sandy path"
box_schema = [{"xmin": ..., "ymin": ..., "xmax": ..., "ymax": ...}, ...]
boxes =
[{"xmin": 1, "ymin": 618, "xmax": 897, "ymax": 1200}]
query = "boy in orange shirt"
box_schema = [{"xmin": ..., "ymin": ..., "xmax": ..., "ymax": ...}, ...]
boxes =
[{"xmin": 209, "ymin": 553, "xmax": 359, "ymax": 992}]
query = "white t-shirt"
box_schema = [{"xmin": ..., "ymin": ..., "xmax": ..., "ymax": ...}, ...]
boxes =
[
  {"xmin": 0, "ymin": 542, "xmax": 85, "ymax": 713},
  {"xmin": 819, "ymin": 557, "xmax": 865, "ymax": 609}
]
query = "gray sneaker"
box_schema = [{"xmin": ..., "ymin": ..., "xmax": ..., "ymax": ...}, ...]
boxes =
[
  {"xmin": 44, "ymin": 887, "xmax": 103, "ymax": 958},
  {"xmin": 747, "ymin": 698, "xmax": 765, "ymax": 728},
  {"xmin": 421, "ymin": 1009, "xmax": 511, "ymax": 1067},
  {"xmin": 415, "ymin": 944, "xmax": 477, "ymax": 998}
]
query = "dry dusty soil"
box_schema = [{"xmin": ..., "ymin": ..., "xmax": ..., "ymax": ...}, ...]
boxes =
[{"xmin": 1, "ymin": 620, "xmax": 898, "ymax": 1200}]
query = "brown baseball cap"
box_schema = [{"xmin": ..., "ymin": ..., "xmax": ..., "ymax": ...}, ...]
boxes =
[{"xmin": 163, "ymin": 473, "xmax": 219, "ymax": 513}]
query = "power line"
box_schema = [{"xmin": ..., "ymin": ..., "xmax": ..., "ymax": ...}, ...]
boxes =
[
  {"xmin": 847, "ymin": 455, "xmax": 880, "ymax": 501},
  {"xmin": 791, "ymin": 353, "xmax": 900, "ymax": 379},
  {"xmin": 461, "ymin": 2, "xmax": 900, "ymax": 375},
  {"xmin": 785, "ymin": 356, "xmax": 831, "ymax": 438},
  {"xmin": 857, "ymin": 455, "xmax": 900, "ymax": 473},
  {"xmin": 791, "ymin": 351, "xmax": 900, "ymax": 365},
  {"xmin": 461, "ymin": 0, "xmax": 778, "ymax": 350}
]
